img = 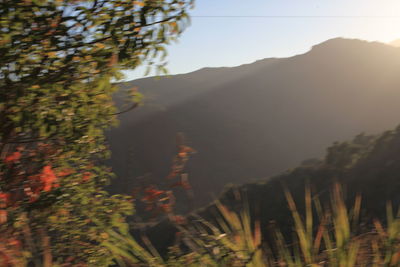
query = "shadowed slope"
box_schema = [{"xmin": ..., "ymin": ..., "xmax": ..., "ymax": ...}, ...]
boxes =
[{"xmin": 144, "ymin": 126, "xmax": 400, "ymax": 254}]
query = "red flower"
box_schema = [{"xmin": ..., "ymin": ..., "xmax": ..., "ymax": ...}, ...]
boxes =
[
  {"xmin": 7, "ymin": 238, "xmax": 21, "ymax": 248},
  {"xmin": 175, "ymin": 231, "xmax": 182, "ymax": 237},
  {"xmin": 82, "ymin": 172, "xmax": 92, "ymax": 182},
  {"xmin": 58, "ymin": 168, "xmax": 74, "ymax": 177},
  {"xmin": 0, "ymin": 193, "xmax": 9, "ymax": 209},
  {"xmin": 160, "ymin": 203, "xmax": 172, "ymax": 213},
  {"xmin": 0, "ymin": 193, "xmax": 9, "ymax": 203},
  {"xmin": 4, "ymin": 152, "xmax": 21, "ymax": 164},
  {"xmin": 40, "ymin": 165, "xmax": 57, "ymax": 192},
  {"xmin": 173, "ymin": 215, "xmax": 186, "ymax": 225},
  {"xmin": 145, "ymin": 204, "xmax": 154, "ymax": 211},
  {"xmin": 166, "ymin": 171, "xmax": 178, "ymax": 179},
  {"xmin": 141, "ymin": 187, "xmax": 165, "ymax": 202},
  {"xmin": 0, "ymin": 209, "xmax": 7, "ymax": 224},
  {"xmin": 24, "ymin": 186, "xmax": 40, "ymax": 203},
  {"xmin": 178, "ymin": 152, "xmax": 187, "ymax": 158}
]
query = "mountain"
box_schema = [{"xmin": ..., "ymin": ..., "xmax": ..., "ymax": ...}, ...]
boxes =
[
  {"xmin": 107, "ymin": 38, "xmax": 400, "ymax": 209},
  {"xmin": 389, "ymin": 39, "xmax": 400, "ymax": 47}
]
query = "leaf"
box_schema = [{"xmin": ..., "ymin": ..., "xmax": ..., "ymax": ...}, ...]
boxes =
[{"xmin": 95, "ymin": 43, "xmax": 106, "ymax": 49}]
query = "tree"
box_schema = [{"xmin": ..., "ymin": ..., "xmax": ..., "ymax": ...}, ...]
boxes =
[{"xmin": 0, "ymin": 0, "xmax": 193, "ymax": 265}]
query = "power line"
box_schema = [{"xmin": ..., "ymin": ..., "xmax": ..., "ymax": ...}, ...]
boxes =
[{"xmin": 190, "ymin": 15, "xmax": 400, "ymax": 19}]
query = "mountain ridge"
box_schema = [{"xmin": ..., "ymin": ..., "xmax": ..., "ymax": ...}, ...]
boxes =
[
  {"xmin": 108, "ymin": 37, "xmax": 400, "ymax": 209},
  {"xmin": 117, "ymin": 37, "xmax": 398, "ymax": 85}
]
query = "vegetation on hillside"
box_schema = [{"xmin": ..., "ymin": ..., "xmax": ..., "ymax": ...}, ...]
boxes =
[
  {"xmin": 136, "ymin": 126, "xmax": 400, "ymax": 262},
  {"xmin": 105, "ymin": 184, "xmax": 400, "ymax": 266}
]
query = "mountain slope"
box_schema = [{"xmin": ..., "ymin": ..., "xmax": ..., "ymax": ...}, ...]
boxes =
[{"xmin": 108, "ymin": 38, "xmax": 400, "ymax": 208}]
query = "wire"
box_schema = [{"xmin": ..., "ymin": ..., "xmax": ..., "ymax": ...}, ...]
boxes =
[{"xmin": 189, "ymin": 15, "xmax": 400, "ymax": 19}]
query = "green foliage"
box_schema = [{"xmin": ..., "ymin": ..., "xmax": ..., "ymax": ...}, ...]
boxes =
[
  {"xmin": 325, "ymin": 133, "xmax": 376, "ymax": 169},
  {"xmin": 0, "ymin": 0, "xmax": 193, "ymax": 265}
]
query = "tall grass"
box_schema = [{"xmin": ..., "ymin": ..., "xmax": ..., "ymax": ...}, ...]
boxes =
[
  {"xmin": 279, "ymin": 184, "xmax": 361, "ymax": 266},
  {"xmin": 83, "ymin": 184, "xmax": 400, "ymax": 266}
]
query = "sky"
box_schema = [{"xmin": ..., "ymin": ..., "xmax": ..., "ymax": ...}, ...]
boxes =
[{"xmin": 124, "ymin": 0, "xmax": 400, "ymax": 81}]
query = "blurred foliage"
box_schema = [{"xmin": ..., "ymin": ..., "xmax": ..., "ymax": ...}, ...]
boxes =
[
  {"xmin": 107, "ymin": 184, "xmax": 400, "ymax": 266},
  {"xmin": 0, "ymin": 0, "xmax": 193, "ymax": 265}
]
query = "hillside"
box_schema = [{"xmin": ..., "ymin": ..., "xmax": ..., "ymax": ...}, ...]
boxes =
[
  {"xmin": 107, "ymin": 38, "xmax": 400, "ymax": 208},
  {"xmin": 143, "ymin": 126, "xmax": 400, "ymax": 253}
]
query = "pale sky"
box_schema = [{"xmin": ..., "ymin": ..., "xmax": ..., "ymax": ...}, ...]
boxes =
[{"xmin": 124, "ymin": 0, "xmax": 400, "ymax": 81}]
